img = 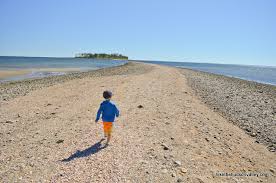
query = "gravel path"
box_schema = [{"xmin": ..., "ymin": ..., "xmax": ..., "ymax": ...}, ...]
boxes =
[
  {"xmin": 0, "ymin": 63, "xmax": 275, "ymax": 182},
  {"xmin": 180, "ymin": 68, "xmax": 276, "ymax": 152}
]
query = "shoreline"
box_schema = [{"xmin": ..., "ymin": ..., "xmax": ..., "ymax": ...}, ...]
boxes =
[
  {"xmin": 0, "ymin": 62, "xmax": 152, "ymax": 103},
  {"xmin": 1, "ymin": 62, "xmax": 275, "ymax": 151},
  {"xmin": 0, "ymin": 62, "xmax": 275, "ymax": 182},
  {"xmin": 132, "ymin": 60, "xmax": 276, "ymax": 86},
  {"xmin": 1, "ymin": 63, "xmax": 275, "ymax": 152},
  {"xmin": 1, "ymin": 58, "xmax": 275, "ymax": 86},
  {"xmin": 0, "ymin": 67, "xmax": 115, "ymax": 82},
  {"xmin": 179, "ymin": 67, "xmax": 276, "ymax": 86},
  {"xmin": 180, "ymin": 67, "xmax": 276, "ymax": 152},
  {"xmin": 0, "ymin": 70, "xmax": 31, "ymax": 79}
]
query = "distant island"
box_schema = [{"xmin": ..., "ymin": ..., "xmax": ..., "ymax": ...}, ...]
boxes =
[{"xmin": 75, "ymin": 53, "xmax": 128, "ymax": 60}]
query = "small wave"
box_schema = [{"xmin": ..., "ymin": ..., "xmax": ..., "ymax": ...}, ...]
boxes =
[
  {"xmin": 28, "ymin": 71, "xmax": 66, "ymax": 78},
  {"xmin": 0, "ymin": 71, "xmax": 67, "ymax": 83}
]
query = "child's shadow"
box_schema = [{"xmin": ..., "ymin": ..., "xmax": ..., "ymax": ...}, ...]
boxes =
[{"xmin": 61, "ymin": 139, "xmax": 107, "ymax": 162}]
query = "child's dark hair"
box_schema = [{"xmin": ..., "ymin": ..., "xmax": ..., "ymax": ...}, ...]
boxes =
[{"xmin": 103, "ymin": 90, "xmax": 112, "ymax": 99}]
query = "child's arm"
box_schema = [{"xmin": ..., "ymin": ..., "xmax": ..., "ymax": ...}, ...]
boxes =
[{"xmin": 95, "ymin": 104, "xmax": 103, "ymax": 122}]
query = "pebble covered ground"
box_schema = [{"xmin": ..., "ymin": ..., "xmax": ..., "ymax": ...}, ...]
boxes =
[
  {"xmin": 180, "ymin": 68, "xmax": 276, "ymax": 152},
  {"xmin": 0, "ymin": 62, "xmax": 275, "ymax": 182}
]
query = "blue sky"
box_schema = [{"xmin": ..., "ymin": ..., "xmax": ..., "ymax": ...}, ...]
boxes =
[{"xmin": 0, "ymin": 0, "xmax": 275, "ymax": 66}]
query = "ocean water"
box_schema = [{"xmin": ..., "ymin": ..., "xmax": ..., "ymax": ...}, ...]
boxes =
[
  {"xmin": 139, "ymin": 61, "xmax": 276, "ymax": 86},
  {"xmin": 1, "ymin": 57, "xmax": 276, "ymax": 86},
  {"xmin": 0, "ymin": 56, "xmax": 127, "ymax": 82}
]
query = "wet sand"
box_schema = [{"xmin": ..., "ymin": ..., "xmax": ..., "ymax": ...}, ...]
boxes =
[
  {"xmin": 0, "ymin": 70, "xmax": 31, "ymax": 79},
  {"xmin": 0, "ymin": 62, "xmax": 275, "ymax": 182},
  {"xmin": 0, "ymin": 68, "xmax": 86, "ymax": 80}
]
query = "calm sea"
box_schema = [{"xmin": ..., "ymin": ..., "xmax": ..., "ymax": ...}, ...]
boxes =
[
  {"xmin": 138, "ymin": 61, "xmax": 276, "ymax": 86},
  {"xmin": 1, "ymin": 57, "xmax": 276, "ymax": 86},
  {"xmin": 0, "ymin": 56, "xmax": 127, "ymax": 82}
]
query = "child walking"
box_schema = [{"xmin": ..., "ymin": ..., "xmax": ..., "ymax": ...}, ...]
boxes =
[{"xmin": 95, "ymin": 90, "xmax": 120, "ymax": 145}]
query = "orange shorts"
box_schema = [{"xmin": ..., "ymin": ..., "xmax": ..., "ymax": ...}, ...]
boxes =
[{"xmin": 103, "ymin": 122, "xmax": 113, "ymax": 135}]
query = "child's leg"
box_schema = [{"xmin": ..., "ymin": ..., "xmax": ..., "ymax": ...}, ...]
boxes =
[
  {"xmin": 105, "ymin": 122, "xmax": 113, "ymax": 145},
  {"xmin": 103, "ymin": 122, "xmax": 108, "ymax": 138},
  {"xmin": 106, "ymin": 133, "xmax": 111, "ymax": 144}
]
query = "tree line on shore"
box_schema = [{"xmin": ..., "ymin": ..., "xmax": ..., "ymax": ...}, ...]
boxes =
[{"xmin": 75, "ymin": 53, "xmax": 128, "ymax": 60}]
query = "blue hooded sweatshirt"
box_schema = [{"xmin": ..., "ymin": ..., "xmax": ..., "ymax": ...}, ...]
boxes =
[{"xmin": 96, "ymin": 100, "xmax": 119, "ymax": 122}]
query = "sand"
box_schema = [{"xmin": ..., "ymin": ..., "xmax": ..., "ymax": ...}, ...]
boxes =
[
  {"xmin": 0, "ymin": 63, "xmax": 151, "ymax": 102},
  {"xmin": 0, "ymin": 62, "xmax": 275, "ymax": 182},
  {"xmin": 0, "ymin": 68, "xmax": 89, "ymax": 81},
  {"xmin": 0, "ymin": 70, "xmax": 31, "ymax": 79}
]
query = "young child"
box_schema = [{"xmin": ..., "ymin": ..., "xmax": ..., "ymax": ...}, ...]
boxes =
[{"xmin": 95, "ymin": 90, "xmax": 119, "ymax": 145}]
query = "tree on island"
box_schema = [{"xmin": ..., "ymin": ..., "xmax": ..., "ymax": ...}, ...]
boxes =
[{"xmin": 75, "ymin": 53, "xmax": 128, "ymax": 60}]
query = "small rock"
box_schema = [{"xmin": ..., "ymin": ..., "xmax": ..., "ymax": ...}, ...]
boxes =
[
  {"xmin": 205, "ymin": 138, "xmax": 209, "ymax": 142},
  {"xmin": 269, "ymin": 168, "xmax": 275, "ymax": 173},
  {"xmin": 51, "ymin": 112, "xmax": 56, "ymax": 115},
  {"xmin": 162, "ymin": 143, "xmax": 169, "ymax": 150},
  {"xmin": 17, "ymin": 114, "xmax": 21, "ymax": 118},
  {"xmin": 177, "ymin": 178, "xmax": 183, "ymax": 182},
  {"xmin": 5, "ymin": 120, "xmax": 13, "ymax": 124},
  {"xmin": 137, "ymin": 105, "xmax": 144, "ymax": 108},
  {"xmin": 214, "ymin": 136, "xmax": 220, "ymax": 140},
  {"xmin": 180, "ymin": 168, "xmax": 187, "ymax": 173},
  {"xmin": 171, "ymin": 137, "xmax": 175, "ymax": 140},
  {"xmin": 172, "ymin": 173, "xmax": 176, "ymax": 177},
  {"xmin": 174, "ymin": 160, "xmax": 181, "ymax": 166},
  {"xmin": 197, "ymin": 178, "xmax": 205, "ymax": 183},
  {"xmin": 56, "ymin": 139, "xmax": 64, "ymax": 144},
  {"xmin": 250, "ymin": 133, "xmax": 257, "ymax": 137},
  {"xmin": 47, "ymin": 103, "xmax": 52, "ymax": 106},
  {"xmin": 161, "ymin": 169, "xmax": 168, "ymax": 174},
  {"xmin": 140, "ymin": 160, "xmax": 148, "ymax": 164}
]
